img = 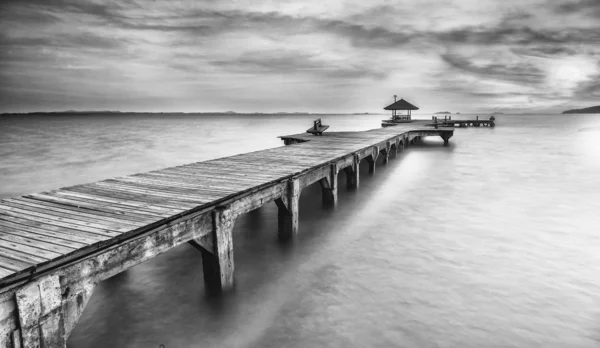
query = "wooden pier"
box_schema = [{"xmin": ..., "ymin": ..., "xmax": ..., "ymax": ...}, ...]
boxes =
[
  {"xmin": 430, "ymin": 115, "xmax": 495, "ymax": 128},
  {"xmin": 0, "ymin": 122, "xmax": 452, "ymax": 348}
]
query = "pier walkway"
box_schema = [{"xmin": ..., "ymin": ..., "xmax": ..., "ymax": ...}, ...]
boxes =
[{"xmin": 0, "ymin": 122, "xmax": 452, "ymax": 348}]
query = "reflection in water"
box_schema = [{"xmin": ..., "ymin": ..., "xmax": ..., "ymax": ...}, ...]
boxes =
[{"xmin": 1, "ymin": 114, "xmax": 600, "ymax": 348}]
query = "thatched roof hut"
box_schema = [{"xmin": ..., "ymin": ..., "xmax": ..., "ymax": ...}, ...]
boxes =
[
  {"xmin": 383, "ymin": 98, "xmax": 419, "ymax": 111},
  {"xmin": 383, "ymin": 97, "xmax": 419, "ymax": 120}
]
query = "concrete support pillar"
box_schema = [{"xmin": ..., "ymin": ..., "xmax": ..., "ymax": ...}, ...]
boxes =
[
  {"xmin": 344, "ymin": 155, "xmax": 360, "ymax": 189},
  {"xmin": 15, "ymin": 275, "xmax": 66, "ymax": 348},
  {"xmin": 201, "ymin": 207, "xmax": 235, "ymax": 294},
  {"xmin": 367, "ymin": 146, "xmax": 379, "ymax": 174},
  {"xmin": 275, "ymin": 178, "xmax": 300, "ymax": 241},
  {"xmin": 383, "ymin": 142, "xmax": 391, "ymax": 164},
  {"xmin": 61, "ymin": 279, "xmax": 95, "ymax": 342},
  {"xmin": 319, "ymin": 164, "xmax": 338, "ymax": 207}
]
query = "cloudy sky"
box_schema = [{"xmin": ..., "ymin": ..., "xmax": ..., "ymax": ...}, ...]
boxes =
[{"xmin": 0, "ymin": 0, "xmax": 599, "ymax": 114}]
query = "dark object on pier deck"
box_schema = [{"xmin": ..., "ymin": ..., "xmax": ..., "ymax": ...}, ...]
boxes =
[{"xmin": 306, "ymin": 118, "xmax": 329, "ymax": 135}]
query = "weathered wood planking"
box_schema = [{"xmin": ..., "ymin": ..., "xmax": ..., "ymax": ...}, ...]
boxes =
[{"xmin": 0, "ymin": 123, "xmax": 452, "ymax": 288}]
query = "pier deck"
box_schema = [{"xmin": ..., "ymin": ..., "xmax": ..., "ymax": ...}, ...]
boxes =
[
  {"xmin": 429, "ymin": 116, "xmax": 495, "ymax": 128},
  {"xmin": 0, "ymin": 122, "xmax": 452, "ymax": 348}
]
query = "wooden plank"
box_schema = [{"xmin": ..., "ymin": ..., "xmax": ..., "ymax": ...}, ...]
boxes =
[
  {"xmin": 114, "ymin": 175, "xmax": 253, "ymax": 191},
  {"xmin": 0, "ymin": 267, "xmax": 13, "ymax": 278},
  {"xmin": 0, "ymin": 202, "xmax": 132, "ymax": 233},
  {"xmin": 27, "ymin": 193, "xmax": 166, "ymax": 221},
  {"xmin": 163, "ymin": 165, "xmax": 292, "ymax": 179},
  {"xmin": 0, "ymin": 254, "xmax": 32, "ymax": 272},
  {"xmin": 64, "ymin": 185, "xmax": 195, "ymax": 209},
  {"xmin": 0, "ymin": 221, "xmax": 87, "ymax": 249},
  {"xmin": 96, "ymin": 181, "xmax": 237, "ymax": 201},
  {"xmin": 77, "ymin": 184, "xmax": 212, "ymax": 208},
  {"xmin": 0, "ymin": 210, "xmax": 120, "ymax": 238},
  {"xmin": 5, "ymin": 198, "xmax": 145, "ymax": 228},
  {"xmin": 0, "ymin": 229, "xmax": 76, "ymax": 254},
  {"xmin": 113, "ymin": 176, "xmax": 254, "ymax": 192},
  {"xmin": 144, "ymin": 170, "xmax": 278, "ymax": 184},
  {"xmin": 54, "ymin": 189, "xmax": 185, "ymax": 215},
  {"xmin": 187, "ymin": 159, "xmax": 306, "ymax": 172},
  {"xmin": 95, "ymin": 181, "xmax": 232, "ymax": 200},
  {"xmin": 0, "ymin": 254, "xmax": 32, "ymax": 273},
  {"xmin": 0, "ymin": 216, "xmax": 107, "ymax": 245},
  {"xmin": 0, "ymin": 242, "xmax": 56, "ymax": 263},
  {"xmin": 0, "ymin": 244, "xmax": 48, "ymax": 267}
]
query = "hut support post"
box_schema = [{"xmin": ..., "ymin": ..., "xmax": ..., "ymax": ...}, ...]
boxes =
[{"xmin": 275, "ymin": 179, "xmax": 300, "ymax": 241}]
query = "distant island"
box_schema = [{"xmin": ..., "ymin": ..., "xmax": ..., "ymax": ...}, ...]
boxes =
[
  {"xmin": 562, "ymin": 105, "xmax": 600, "ymax": 114},
  {"xmin": 434, "ymin": 111, "xmax": 451, "ymax": 114},
  {"xmin": 492, "ymin": 112, "xmax": 504, "ymax": 115}
]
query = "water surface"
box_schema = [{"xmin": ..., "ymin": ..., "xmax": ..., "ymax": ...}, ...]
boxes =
[{"xmin": 1, "ymin": 113, "xmax": 599, "ymax": 347}]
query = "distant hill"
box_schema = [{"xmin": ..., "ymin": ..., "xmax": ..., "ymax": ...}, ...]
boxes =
[
  {"xmin": 434, "ymin": 111, "xmax": 451, "ymax": 114},
  {"xmin": 563, "ymin": 105, "xmax": 600, "ymax": 114}
]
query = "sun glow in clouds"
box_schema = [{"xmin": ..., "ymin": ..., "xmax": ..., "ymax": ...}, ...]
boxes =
[{"xmin": 546, "ymin": 57, "xmax": 598, "ymax": 91}]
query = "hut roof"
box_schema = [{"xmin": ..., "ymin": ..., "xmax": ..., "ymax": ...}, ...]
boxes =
[{"xmin": 383, "ymin": 98, "xmax": 419, "ymax": 110}]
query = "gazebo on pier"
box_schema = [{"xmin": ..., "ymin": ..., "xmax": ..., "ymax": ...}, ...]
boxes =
[{"xmin": 384, "ymin": 96, "xmax": 419, "ymax": 121}]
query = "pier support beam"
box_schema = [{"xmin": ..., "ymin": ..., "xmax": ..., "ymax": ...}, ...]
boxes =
[
  {"xmin": 62, "ymin": 279, "xmax": 95, "ymax": 342},
  {"xmin": 366, "ymin": 146, "xmax": 379, "ymax": 174},
  {"xmin": 440, "ymin": 132, "xmax": 453, "ymax": 146},
  {"xmin": 15, "ymin": 275, "xmax": 66, "ymax": 348},
  {"xmin": 382, "ymin": 141, "xmax": 391, "ymax": 164},
  {"xmin": 319, "ymin": 164, "xmax": 338, "ymax": 207},
  {"xmin": 344, "ymin": 155, "xmax": 360, "ymax": 189},
  {"xmin": 201, "ymin": 207, "xmax": 235, "ymax": 294},
  {"xmin": 275, "ymin": 179, "xmax": 300, "ymax": 241}
]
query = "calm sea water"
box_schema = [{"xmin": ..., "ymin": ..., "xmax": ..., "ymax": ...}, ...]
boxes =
[{"xmin": 1, "ymin": 113, "xmax": 600, "ymax": 348}]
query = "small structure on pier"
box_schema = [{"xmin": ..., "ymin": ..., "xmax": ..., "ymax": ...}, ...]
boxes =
[
  {"xmin": 382, "ymin": 96, "xmax": 419, "ymax": 127},
  {"xmin": 306, "ymin": 118, "xmax": 329, "ymax": 135}
]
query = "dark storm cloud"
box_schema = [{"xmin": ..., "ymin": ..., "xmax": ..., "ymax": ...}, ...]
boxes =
[
  {"xmin": 438, "ymin": 25, "xmax": 600, "ymax": 46},
  {"xmin": 573, "ymin": 73, "xmax": 600, "ymax": 98},
  {"xmin": 0, "ymin": 0, "xmax": 131, "ymax": 22},
  {"xmin": 440, "ymin": 53, "xmax": 546, "ymax": 84},
  {"xmin": 511, "ymin": 46, "xmax": 579, "ymax": 58},
  {"xmin": 555, "ymin": 0, "xmax": 600, "ymax": 18},
  {"xmin": 0, "ymin": 32, "xmax": 126, "ymax": 51},
  {"xmin": 122, "ymin": 10, "xmax": 600, "ymax": 49},
  {"xmin": 209, "ymin": 52, "xmax": 386, "ymax": 80},
  {"xmin": 4, "ymin": 1, "xmax": 598, "ymax": 54}
]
